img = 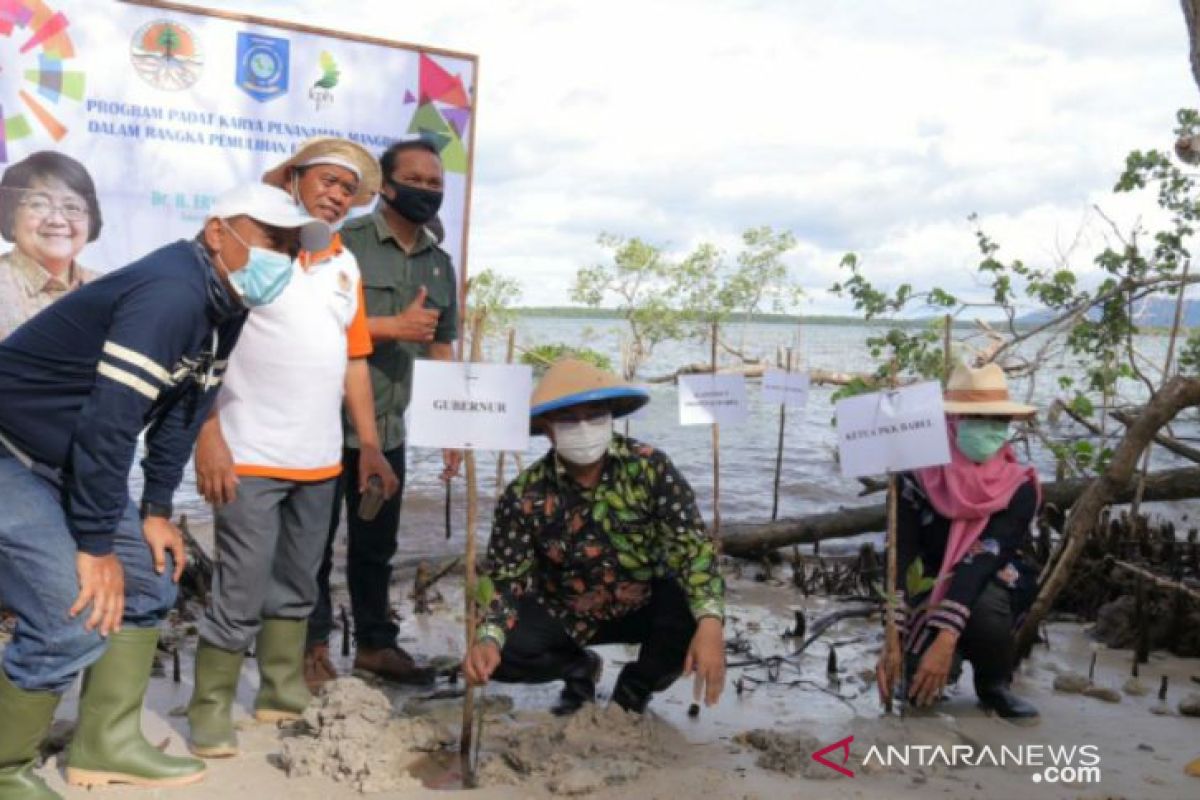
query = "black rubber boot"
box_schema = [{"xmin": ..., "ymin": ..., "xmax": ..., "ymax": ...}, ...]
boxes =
[
  {"xmin": 610, "ymin": 665, "xmax": 657, "ymax": 714},
  {"xmin": 976, "ymin": 681, "xmax": 1039, "ymax": 721},
  {"xmin": 551, "ymin": 650, "xmax": 602, "ymax": 717}
]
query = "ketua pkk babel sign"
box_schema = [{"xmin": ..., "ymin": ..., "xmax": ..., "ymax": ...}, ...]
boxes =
[
  {"xmin": 677, "ymin": 374, "xmax": 749, "ymax": 426},
  {"xmin": 834, "ymin": 381, "xmax": 950, "ymax": 478},
  {"xmin": 408, "ymin": 361, "xmax": 532, "ymax": 451}
]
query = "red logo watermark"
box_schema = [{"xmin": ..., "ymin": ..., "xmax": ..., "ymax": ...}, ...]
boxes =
[{"xmin": 812, "ymin": 735, "xmax": 855, "ymax": 778}]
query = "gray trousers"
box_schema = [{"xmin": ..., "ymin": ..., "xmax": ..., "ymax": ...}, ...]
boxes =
[{"xmin": 200, "ymin": 476, "xmax": 337, "ymax": 652}]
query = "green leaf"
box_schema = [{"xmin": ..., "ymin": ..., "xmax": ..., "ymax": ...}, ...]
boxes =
[{"xmin": 474, "ymin": 576, "xmax": 495, "ymax": 608}]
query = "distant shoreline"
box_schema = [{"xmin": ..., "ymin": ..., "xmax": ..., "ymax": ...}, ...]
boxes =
[{"xmin": 513, "ymin": 307, "xmax": 990, "ymax": 329}]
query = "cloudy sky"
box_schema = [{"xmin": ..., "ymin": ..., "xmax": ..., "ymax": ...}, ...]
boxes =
[{"xmin": 193, "ymin": 0, "xmax": 1198, "ymax": 313}]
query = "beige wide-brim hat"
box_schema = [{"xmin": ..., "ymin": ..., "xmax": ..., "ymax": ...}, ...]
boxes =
[
  {"xmin": 942, "ymin": 362, "xmax": 1036, "ymax": 419},
  {"xmin": 262, "ymin": 137, "xmax": 381, "ymax": 206},
  {"xmin": 530, "ymin": 358, "xmax": 650, "ymax": 434}
]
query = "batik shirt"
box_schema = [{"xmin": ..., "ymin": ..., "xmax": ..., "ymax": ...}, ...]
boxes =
[
  {"xmin": 477, "ymin": 434, "xmax": 725, "ymax": 647},
  {"xmin": 0, "ymin": 248, "xmax": 98, "ymax": 340}
]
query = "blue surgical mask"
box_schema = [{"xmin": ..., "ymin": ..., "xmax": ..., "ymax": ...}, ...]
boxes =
[
  {"xmin": 220, "ymin": 221, "xmax": 294, "ymax": 307},
  {"xmin": 956, "ymin": 418, "xmax": 1010, "ymax": 463}
]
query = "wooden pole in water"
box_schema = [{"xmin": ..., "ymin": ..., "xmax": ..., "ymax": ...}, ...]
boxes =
[
  {"xmin": 460, "ymin": 309, "xmax": 485, "ymax": 789},
  {"xmin": 943, "ymin": 313, "xmax": 953, "ymax": 379},
  {"xmin": 884, "ymin": 359, "xmax": 901, "ymax": 715},
  {"xmin": 1133, "ymin": 259, "xmax": 1190, "ymax": 516},
  {"xmin": 711, "ymin": 321, "xmax": 722, "ymax": 542},
  {"xmin": 771, "ymin": 348, "xmax": 793, "ymax": 521},
  {"xmin": 495, "ymin": 327, "xmax": 517, "ymax": 493}
]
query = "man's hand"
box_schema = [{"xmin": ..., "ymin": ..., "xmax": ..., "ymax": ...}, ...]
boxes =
[
  {"xmin": 909, "ymin": 629, "xmax": 957, "ymax": 707},
  {"xmin": 463, "ymin": 640, "xmax": 501, "ymax": 685},
  {"xmin": 358, "ymin": 445, "xmax": 400, "ymax": 497},
  {"xmin": 143, "ymin": 515, "xmax": 187, "ymax": 583},
  {"xmin": 70, "ymin": 552, "xmax": 125, "ymax": 636},
  {"xmin": 389, "ymin": 286, "xmax": 440, "ymax": 343},
  {"xmin": 195, "ymin": 419, "xmax": 238, "ymax": 506},
  {"xmin": 683, "ymin": 616, "xmax": 725, "ymax": 706},
  {"xmin": 876, "ymin": 634, "xmax": 903, "ymax": 705},
  {"xmin": 440, "ymin": 449, "xmax": 463, "ymax": 483}
]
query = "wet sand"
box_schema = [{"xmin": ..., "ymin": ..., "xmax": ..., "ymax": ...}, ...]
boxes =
[{"xmin": 14, "ymin": 536, "xmax": 1199, "ymax": 800}]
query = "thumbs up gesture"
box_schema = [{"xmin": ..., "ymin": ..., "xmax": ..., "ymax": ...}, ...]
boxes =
[{"xmin": 390, "ymin": 285, "xmax": 440, "ymax": 343}]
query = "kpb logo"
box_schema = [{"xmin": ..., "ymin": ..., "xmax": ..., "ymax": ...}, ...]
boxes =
[{"xmin": 812, "ymin": 735, "xmax": 855, "ymax": 778}]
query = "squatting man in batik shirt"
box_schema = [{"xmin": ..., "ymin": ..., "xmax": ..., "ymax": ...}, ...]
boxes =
[{"xmin": 463, "ymin": 358, "xmax": 727, "ymax": 715}]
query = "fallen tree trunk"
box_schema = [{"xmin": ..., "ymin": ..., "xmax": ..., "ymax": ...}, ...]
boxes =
[
  {"xmin": 721, "ymin": 464, "xmax": 1200, "ymax": 559},
  {"xmin": 645, "ymin": 362, "xmax": 881, "ymax": 386},
  {"xmin": 1015, "ymin": 376, "xmax": 1200, "ymax": 656}
]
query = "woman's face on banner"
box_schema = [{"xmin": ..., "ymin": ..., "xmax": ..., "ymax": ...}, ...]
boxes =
[{"xmin": 13, "ymin": 176, "xmax": 90, "ymax": 275}]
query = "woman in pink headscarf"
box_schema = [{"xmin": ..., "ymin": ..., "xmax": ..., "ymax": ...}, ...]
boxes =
[{"xmin": 876, "ymin": 363, "xmax": 1041, "ymax": 721}]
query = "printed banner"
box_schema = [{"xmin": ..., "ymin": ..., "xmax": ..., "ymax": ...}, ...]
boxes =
[
  {"xmin": 0, "ymin": 0, "xmax": 476, "ymax": 281},
  {"xmin": 677, "ymin": 373, "xmax": 749, "ymax": 426},
  {"xmin": 407, "ymin": 360, "xmax": 533, "ymax": 451},
  {"xmin": 834, "ymin": 381, "xmax": 950, "ymax": 478}
]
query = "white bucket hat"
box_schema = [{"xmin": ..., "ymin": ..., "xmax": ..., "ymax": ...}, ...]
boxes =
[{"xmin": 209, "ymin": 183, "xmax": 332, "ymax": 253}]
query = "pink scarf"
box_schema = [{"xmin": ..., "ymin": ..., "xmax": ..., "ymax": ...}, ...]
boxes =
[{"xmin": 913, "ymin": 419, "xmax": 1040, "ymax": 610}]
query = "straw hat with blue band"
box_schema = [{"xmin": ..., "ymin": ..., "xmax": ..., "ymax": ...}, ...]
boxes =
[{"xmin": 530, "ymin": 358, "xmax": 650, "ymax": 434}]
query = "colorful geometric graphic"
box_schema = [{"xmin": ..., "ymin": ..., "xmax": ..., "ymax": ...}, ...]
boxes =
[
  {"xmin": 407, "ymin": 52, "xmax": 471, "ymax": 173},
  {"xmin": 0, "ymin": 0, "xmax": 85, "ymax": 163},
  {"xmin": 129, "ymin": 19, "xmax": 204, "ymax": 91}
]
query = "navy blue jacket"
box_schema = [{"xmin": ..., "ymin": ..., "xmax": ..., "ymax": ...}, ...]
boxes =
[{"xmin": 0, "ymin": 239, "xmax": 245, "ymax": 555}]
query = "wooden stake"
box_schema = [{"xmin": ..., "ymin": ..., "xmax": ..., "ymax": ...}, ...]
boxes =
[
  {"xmin": 771, "ymin": 348, "xmax": 793, "ymax": 522},
  {"xmin": 495, "ymin": 327, "xmax": 517, "ymax": 493},
  {"xmin": 711, "ymin": 321, "xmax": 722, "ymax": 542},
  {"xmin": 883, "ymin": 359, "xmax": 901, "ymax": 714},
  {"xmin": 460, "ymin": 310, "xmax": 485, "ymax": 789},
  {"xmin": 943, "ymin": 313, "xmax": 953, "ymax": 381},
  {"xmin": 1133, "ymin": 259, "xmax": 1191, "ymax": 515}
]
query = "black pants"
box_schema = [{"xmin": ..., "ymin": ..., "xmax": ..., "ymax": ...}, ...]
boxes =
[
  {"xmin": 307, "ymin": 445, "xmax": 406, "ymax": 650},
  {"xmin": 910, "ymin": 582, "xmax": 1015, "ymax": 693},
  {"xmin": 492, "ymin": 580, "xmax": 697, "ymax": 700}
]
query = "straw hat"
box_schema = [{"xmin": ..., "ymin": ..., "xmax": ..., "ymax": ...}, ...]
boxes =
[
  {"xmin": 262, "ymin": 137, "xmax": 381, "ymax": 206},
  {"xmin": 530, "ymin": 358, "xmax": 650, "ymax": 433},
  {"xmin": 942, "ymin": 363, "xmax": 1036, "ymax": 418}
]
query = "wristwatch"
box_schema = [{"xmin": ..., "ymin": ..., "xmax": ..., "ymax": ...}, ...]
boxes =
[{"xmin": 139, "ymin": 499, "xmax": 173, "ymax": 520}]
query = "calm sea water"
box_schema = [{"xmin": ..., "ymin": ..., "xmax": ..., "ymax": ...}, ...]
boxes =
[{"xmin": 148, "ymin": 318, "xmax": 1196, "ymax": 560}]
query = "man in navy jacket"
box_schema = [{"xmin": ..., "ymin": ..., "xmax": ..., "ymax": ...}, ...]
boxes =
[{"xmin": 0, "ymin": 183, "xmax": 329, "ymax": 797}]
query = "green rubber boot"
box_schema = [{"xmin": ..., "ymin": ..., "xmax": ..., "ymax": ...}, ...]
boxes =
[
  {"xmin": 0, "ymin": 668, "xmax": 62, "ymax": 800},
  {"xmin": 66, "ymin": 628, "xmax": 206, "ymax": 788},
  {"xmin": 254, "ymin": 618, "xmax": 312, "ymax": 722},
  {"xmin": 186, "ymin": 639, "xmax": 244, "ymax": 758}
]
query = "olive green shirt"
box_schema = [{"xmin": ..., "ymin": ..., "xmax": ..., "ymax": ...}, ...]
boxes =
[{"xmin": 340, "ymin": 207, "xmax": 458, "ymax": 451}]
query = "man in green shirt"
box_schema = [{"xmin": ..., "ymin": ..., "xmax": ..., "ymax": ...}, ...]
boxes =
[
  {"xmin": 463, "ymin": 359, "xmax": 727, "ymax": 715},
  {"xmin": 305, "ymin": 138, "xmax": 461, "ymax": 686}
]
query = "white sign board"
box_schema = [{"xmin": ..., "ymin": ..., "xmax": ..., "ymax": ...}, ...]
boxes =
[
  {"xmin": 762, "ymin": 369, "xmax": 810, "ymax": 408},
  {"xmin": 834, "ymin": 381, "xmax": 950, "ymax": 478},
  {"xmin": 407, "ymin": 361, "xmax": 532, "ymax": 451},
  {"xmin": 678, "ymin": 374, "xmax": 749, "ymax": 426}
]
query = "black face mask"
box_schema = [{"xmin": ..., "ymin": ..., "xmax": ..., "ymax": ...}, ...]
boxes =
[{"xmin": 384, "ymin": 180, "xmax": 443, "ymax": 224}]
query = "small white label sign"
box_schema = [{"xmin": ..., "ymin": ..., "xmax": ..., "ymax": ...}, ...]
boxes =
[
  {"xmin": 678, "ymin": 373, "xmax": 749, "ymax": 426},
  {"xmin": 408, "ymin": 361, "xmax": 533, "ymax": 451},
  {"xmin": 762, "ymin": 369, "xmax": 811, "ymax": 408},
  {"xmin": 834, "ymin": 381, "xmax": 950, "ymax": 478}
]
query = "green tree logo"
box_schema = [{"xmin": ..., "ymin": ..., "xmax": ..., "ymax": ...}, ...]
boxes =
[
  {"xmin": 156, "ymin": 24, "xmax": 180, "ymax": 60},
  {"xmin": 314, "ymin": 51, "xmax": 339, "ymax": 89}
]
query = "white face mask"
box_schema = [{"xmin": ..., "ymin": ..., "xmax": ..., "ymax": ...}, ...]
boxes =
[{"xmin": 551, "ymin": 414, "xmax": 613, "ymax": 466}]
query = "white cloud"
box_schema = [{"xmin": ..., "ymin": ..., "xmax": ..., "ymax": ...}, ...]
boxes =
[{"xmin": 192, "ymin": 0, "xmax": 1199, "ymax": 309}]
